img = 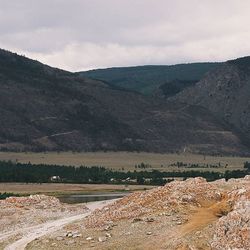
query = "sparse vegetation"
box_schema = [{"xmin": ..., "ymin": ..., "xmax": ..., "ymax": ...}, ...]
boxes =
[
  {"xmin": 169, "ymin": 161, "xmax": 227, "ymax": 168},
  {"xmin": 135, "ymin": 162, "xmax": 152, "ymax": 169}
]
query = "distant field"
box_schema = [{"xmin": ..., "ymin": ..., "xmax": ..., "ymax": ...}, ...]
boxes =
[
  {"xmin": 0, "ymin": 152, "xmax": 248, "ymax": 172},
  {"xmin": 0, "ymin": 183, "xmax": 155, "ymax": 195}
]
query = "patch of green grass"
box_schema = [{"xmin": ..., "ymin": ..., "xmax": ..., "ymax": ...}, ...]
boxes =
[{"xmin": 0, "ymin": 192, "xmax": 20, "ymax": 200}]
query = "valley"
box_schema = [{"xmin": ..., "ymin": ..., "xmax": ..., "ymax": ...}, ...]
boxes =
[
  {"xmin": 1, "ymin": 2, "xmax": 250, "ymax": 249},
  {"xmin": 0, "ymin": 182, "xmax": 154, "ymax": 196},
  {"xmin": 0, "ymin": 50, "xmax": 250, "ymax": 249}
]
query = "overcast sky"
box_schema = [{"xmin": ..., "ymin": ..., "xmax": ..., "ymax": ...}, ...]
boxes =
[{"xmin": 1, "ymin": 0, "xmax": 250, "ymax": 71}]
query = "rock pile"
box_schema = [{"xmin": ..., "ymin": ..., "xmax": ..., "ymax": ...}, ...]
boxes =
[
  {"xmin": 1, "ymin": 194, "xmax": 61, "ymax": 209},
  {"xmin": 0, "ymin": 194, "xmax": 88, "ymax": 234},
  {"xmin": 56, "ymin": 230, "xmax": 82, "ymax": 240},
  {"xmin": 85, "ymin": 177, "xmax": 223, "ymax": 228}
]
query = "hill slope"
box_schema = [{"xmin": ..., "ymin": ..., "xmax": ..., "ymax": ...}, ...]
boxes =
[
  {"xmin": 80, "ymin": 63, "xmax": 220, "ymax": 95},
  {"xmin": 174, "ymin": 56, "xmax": 250, "ymax": 148},
  {"xmin": 0, "ymin": 49, "xmax": 248, "ymax": 155}
]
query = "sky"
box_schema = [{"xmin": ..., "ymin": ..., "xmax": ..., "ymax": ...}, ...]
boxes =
[{"xmin": 1, "ymin": 0, "xmax": 250, "ymax": 72}]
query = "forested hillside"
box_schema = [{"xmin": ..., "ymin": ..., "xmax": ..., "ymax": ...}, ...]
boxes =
[{"xmin": 80, "ymin": 63, "xmax": 220, "ymax": 95}]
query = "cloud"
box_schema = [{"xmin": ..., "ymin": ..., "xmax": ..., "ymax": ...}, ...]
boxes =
[{"xmin": 0, "ymin": 0, "xmax": 250, "ymax": 71}]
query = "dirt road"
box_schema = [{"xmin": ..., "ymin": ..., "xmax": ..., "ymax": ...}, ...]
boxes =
[
  {"xmin": 3, "ymin": 199, "xmax": 116, "ymax": 250},
  {"xmin": 140, "ymin": 199, "xmax": 232, "ymax": 250}
]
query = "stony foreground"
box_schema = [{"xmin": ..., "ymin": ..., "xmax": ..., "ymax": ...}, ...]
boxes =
[
  {"xmin": 1, "ymin": 177, "xmax": 250, "ymax": 250},
  {"xmin": 0, "ymin": 194, "xmax": 89, "ymax": 249},
  {"xmin": 0, "ymin": 195, "xmax": 88, "ymax": 234}
]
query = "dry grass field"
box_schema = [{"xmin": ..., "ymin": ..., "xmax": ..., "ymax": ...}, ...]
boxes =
[
  {"xmin": 0, "ymin": 183, "xmax": 155, "ymax": 195},
  {"xmin": 0, "ymin": 151, "xmax": 248, "ymax": 172}
]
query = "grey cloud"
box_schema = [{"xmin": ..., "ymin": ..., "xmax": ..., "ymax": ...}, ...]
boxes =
[{"xmin": 0, "ymin": 0, "xmax": 250, "ymax": 71}]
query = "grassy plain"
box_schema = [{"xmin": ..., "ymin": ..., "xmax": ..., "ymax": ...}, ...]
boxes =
[
  {"xmin": 0, "ymin": 151, "xmax": 248, "ymax": 172},
  {"xmin": 0, "ymin": 183, "xmax": 155, "ymax": 195}
]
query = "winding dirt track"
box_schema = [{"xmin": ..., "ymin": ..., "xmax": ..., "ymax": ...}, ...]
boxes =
[
  {"xmin": 3, "ymin": 199, "xmax": 116, "ymax": 250},
  {"xmin": 141, "ymin": 201, "xmax": 228, "ymax": 250}
]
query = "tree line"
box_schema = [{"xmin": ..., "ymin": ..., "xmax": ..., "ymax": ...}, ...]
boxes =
[
  {"xmin": 244, "ymin": 161, "xmax": 250, "ymax": 170},
  {"xmin": 0, "ymin": 160, "xmax": 248, "ymax": 185}
]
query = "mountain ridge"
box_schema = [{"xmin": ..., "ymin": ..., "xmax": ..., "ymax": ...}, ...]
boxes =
[
  {"xmin": 80, "ymin": 62, "xmax": 220, "ymax": 95},
  {"xmin": 0, "ymin": 48, "xmax": 249, "ymax": 155}
]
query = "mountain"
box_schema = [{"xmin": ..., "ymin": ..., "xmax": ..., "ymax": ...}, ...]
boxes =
[
  {"xmin": 174, "ymin": 56, "xmax": 250, "ymax": 148},
  {"xmin": 0, "ymin": 48, "xmax": 248, "ymax": 155},
  {"xmin": 79, "ymin": 63, "xmax": 220, "ymax": 95}
]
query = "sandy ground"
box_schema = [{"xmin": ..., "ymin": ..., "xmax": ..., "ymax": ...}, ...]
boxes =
[
  {"xmin": 0, "ymin": 151, "xmax": 248, "ymax": 172},
  {"xmin": 2, "ymin": 199, "xmax": 117, "ymax": 250}
]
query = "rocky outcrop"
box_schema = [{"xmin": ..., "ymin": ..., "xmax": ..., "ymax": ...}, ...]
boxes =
[
  {"xmin": 85, "ymin": 176, "xmax": 250, "ymax": 250},
  {"xmin": 211, "ymin": 186, "xmax": 250, "ymax": 250},
  {"xmin": 174, "ymin": 57, "xmax": 250, "ymax": 147}
]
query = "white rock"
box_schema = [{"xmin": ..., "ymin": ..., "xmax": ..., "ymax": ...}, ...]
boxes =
[
  {"xmin": 105, "ymin": 233, "xmax": 112, "ymax": 238},
  {"xmin": 98, "ymin": 236, "xmax": 107, "ymax": 242},
  {"xmin": 73, "ymin": 233, "xmax": 82, "ymax": 238}
]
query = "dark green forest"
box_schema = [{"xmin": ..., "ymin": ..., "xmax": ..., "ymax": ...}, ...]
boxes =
[
  {"xmin": 159, "ymin": 79, "xmax": 198, "ymax": 98},
  {"xmin": 80, "ymin": 63, "xmax": 220, "ymax": 95},
  {"xmin": 244, "ymin": 161, "xmax": 250, "ymax": 170},
  {"xmin": 0, "ymin": 161, "xmax": 248, "ymax": 186}
]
